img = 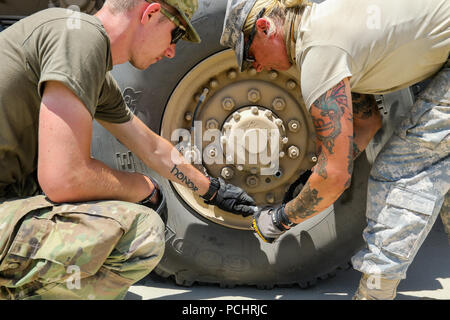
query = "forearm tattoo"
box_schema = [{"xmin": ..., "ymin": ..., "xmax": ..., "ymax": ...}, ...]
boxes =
[
  {"xmin": 171, "ymin": 164, "xmax": 199, "ymax": 192},
  {"xmin": 345, "ymin": 136, "xmax": 354, "ymax": 189},
  {"xmin": 285, "ymin": 182, "xmax": 323, "ymax": 221}
]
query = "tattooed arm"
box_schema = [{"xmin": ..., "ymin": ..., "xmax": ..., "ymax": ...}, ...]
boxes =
[
  {"xmin": 98, "ymin": 116, "xmax": 210, "ymax": 197},
  {"xmin": 351, "ymin": 93, "xmax": 382, "ymax": 158},
  {"xmin": 284, "ymin": 78, "xmax": 354, "ymax": 224}
]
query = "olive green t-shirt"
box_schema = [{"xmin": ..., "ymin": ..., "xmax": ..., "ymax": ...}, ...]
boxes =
[
  {"xmin": 295, "ymin": 0, "xmax": 450, "ymax": 109},
  {"xmin": 0, "ymin": 8, "xmax": 132, "ymax": 196}
]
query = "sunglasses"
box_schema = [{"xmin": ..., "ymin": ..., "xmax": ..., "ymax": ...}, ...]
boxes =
[
  {"xmin": 146, "ymin": 1, "xmax": 187, "ymax": 44},
  {"xmin": 243, "ymin": 7, "xmax": 266, "ymax": 65}
]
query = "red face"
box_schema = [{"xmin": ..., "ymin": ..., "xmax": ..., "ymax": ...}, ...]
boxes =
[
  {"xmin": 247, "ymin": 18, "xmax": 292, "ymax": 72},
  {"xmin": 130, "ymin": 10, "xmax": 178, "ymax": 70}
]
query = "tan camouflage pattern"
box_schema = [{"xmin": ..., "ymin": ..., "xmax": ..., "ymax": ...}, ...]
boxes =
[
  {"xmin": 352, "ymin": 61, "xmax": 450, "ymax": 280},
  {"xmin": 220, "ymin": 0, "xmax": 258, "ymax": 71},
  {"xmin": 0, "ymin": 195, "xmax": 165, "ymax": 300}
]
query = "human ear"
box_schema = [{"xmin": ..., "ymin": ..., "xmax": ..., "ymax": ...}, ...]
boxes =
[
  {"xmin": 141, "ymin": 2, "xmax": 161, "ymax": 24},
  {"xmin": 256, "ymin": 18, "xmax": 270, "ymax": 35}
]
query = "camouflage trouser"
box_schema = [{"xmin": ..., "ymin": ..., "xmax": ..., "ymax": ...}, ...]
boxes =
[
  {"xmin": 0, "ymin": 195, "xmax": 165, "ymax": 300},
  {"xmin": 352, "ymin": 62, "xmax": 450, "ymax": 280}
]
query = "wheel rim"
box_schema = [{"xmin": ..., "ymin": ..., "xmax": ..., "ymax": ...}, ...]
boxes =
[{"xmin": 161, "ymin": 49, "xmax": 318, "ymax": 230}]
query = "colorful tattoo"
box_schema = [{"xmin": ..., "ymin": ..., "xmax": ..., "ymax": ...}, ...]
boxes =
[
  {"xmin": 285, "ymin": 182, "xmax": 323, "ymax": 221},
  {"xmin": 311, "ymin": 80, "xmax": 348, "ymax": 155}
]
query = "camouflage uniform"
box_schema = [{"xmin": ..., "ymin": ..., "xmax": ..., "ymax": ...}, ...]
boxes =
[
  {"xmin": 0, "ymin": 0, "xmax": 201, "ymax": 300},
  {"xmin": 0, "ymin": 180, "xmax": 165, "ymax": 300},
  {"xmin": 351, "ymin": 61, "xmax": 450, "ymax": 281}
]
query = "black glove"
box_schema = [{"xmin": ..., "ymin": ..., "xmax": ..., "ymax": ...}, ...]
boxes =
[
  {"xmin": 138, "ymin": 176, "xmax": 168, "ymax": 224},
  {"xmin": 202, "ymin": 177, "xmax": 257, "ymax": 217},
  {"xmin": 252, "ymin": 204, "xmax": 296, "ymax": 243}
]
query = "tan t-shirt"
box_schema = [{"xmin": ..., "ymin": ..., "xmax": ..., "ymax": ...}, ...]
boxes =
[
  {"xmin": 295, "ymin": 0, "xmax": 450, "ymax": 109},
  {"xmin": 0, "ymin": 8, "xmax": 132, "ymax": 195}
]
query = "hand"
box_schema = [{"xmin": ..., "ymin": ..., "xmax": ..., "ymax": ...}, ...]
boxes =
[
  {"xmin": 138, "ymin": 177, "xmax": 167, "ymax": 218},
  {"xmin": 252, "ymin": 205, "xmax": 294, "ymax": 243},
  {"xmin": 203, "ymin": 177, "xmax": 257, "ymax": 217}
]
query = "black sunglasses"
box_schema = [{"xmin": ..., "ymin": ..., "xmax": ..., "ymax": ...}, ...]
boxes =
[
  {"xmin": 170, "ymin": 26, "xmax": 186, "ymax": 44},
  {"xmin": 243, "ymin": 7, "xmax": 266, "ymax": 64}
]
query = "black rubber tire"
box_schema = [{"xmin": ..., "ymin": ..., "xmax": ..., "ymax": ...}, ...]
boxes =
[{"xmin": 91, "ymin": 0, "xmax": 370, "ymax": 288}]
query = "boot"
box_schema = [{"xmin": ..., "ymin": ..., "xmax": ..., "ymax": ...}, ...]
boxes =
[{"xmin": 352, "ymin": 273, "xmax": 401, "ymax": 300}]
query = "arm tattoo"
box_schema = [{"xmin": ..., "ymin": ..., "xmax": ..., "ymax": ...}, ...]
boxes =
[
  {"xmin": 311, "ymin": 80, "xmax": 348, "ymax": 155},
  {"xmin": 345, "ymin": 136, "xmax": 354, "ymax": 189},
  {"xmin": 170, "ymin": 164, "xmax": 199, "ymax": 192},
  {"xmin": 351, "ymin": 93, "xmax": 377, "ymax": 120},
  {"xmin": 285, "ymin": 182, "xmax": 323, "ymax": 221},
  {"xmin": 314, "ymin": 146, "xmax": 328, "ymax": 179}
]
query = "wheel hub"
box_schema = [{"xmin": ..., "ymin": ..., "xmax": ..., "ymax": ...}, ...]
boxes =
[
  {"xmin": 161, "ymin": 50, "xmax": 317, "ymax": 230},
  {"xmin": 222, "ymin": 105, "xmax": 286, "ymax": 174}
]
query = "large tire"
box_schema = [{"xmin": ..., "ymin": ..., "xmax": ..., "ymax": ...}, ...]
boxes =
[{"xmin": 90, "ymin": 0, "xmax": 411, "ymax": 288}]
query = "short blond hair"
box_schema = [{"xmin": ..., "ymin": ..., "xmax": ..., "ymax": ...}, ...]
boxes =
[{"xmin": 105, "ymin": 0, "xmax": 143, "ymax": 13}]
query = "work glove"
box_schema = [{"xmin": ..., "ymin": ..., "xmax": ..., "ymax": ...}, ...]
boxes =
[
  {"xmin": 138, "ymin": 176, "xmax": 168, "ymax": 224},
  {"xmin": 202, "ymin": 177, "xmax": 257, "ymax": 217},
  {"xmin": 252, "ymin": 204, "xmax": 296, "ymax": 243}
]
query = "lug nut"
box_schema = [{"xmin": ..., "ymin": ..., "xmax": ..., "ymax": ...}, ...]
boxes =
[
  {"xmin": 206, "ymin": 118, "xmax": 219, "ymax": 130},
  {"xmin": 266, "ymin": 193, "xmax": 275, "ymax": 204},
  {"xmin": 209, "ymin": 79, "xmax": 219, "ymax": 88},
  {"xmin": 236, "ymin": 164, "xmax": 244, "ymax": 171},
  {"xmin": 281, "ymin": 137, "xmax": 289, "ymax": 144},
  {"xmin": 272, "ymin": 98, "xmax": 286, "ymax": 111},
  {"xmin": 233, "ymin": 113, "xmax": 241, "ymax": 121},
  {"xmin": 269, "ymin": 71, "xmax": 278, "ymax": 79},
  {"xmin": 227, "ymin": 69, "xmax": 237, "ymax": 80},
  {"xmin": 221, "ymin": 167, "xmax": 234, "ymax": 179},
  {"xmin": 288, "ymin": 120, "xmax": 300, "ymax": 132},
  {"xmin": 274, "ymin": 119, "xmax": 283, "ymax": 127},
  {"xmin": 279, "ymin": 151, "xmax": 285, "ymax": 158},
  {"xmin": 286, "ymin": 80, "xmax": 297, "ymax": 90},
  {"xmin": 208, "ymin": 148, "xmax": 217, "ymax": 158},
  {"xmin": 251, "ymin": 106, "xmax": 259, "ymax": 115},
  {"xmin": 184, "ymin": 112, "xmax": 193, "ymax": 121},
  {"xmin": 311, "ymin": 155, "xmax": 318, "ymax": 163},
  {"xmin": 288, "ymin": 145, "xmax": 300, "ymax": 159},
  {"xmin": 264, "ymin": 110, "xmax": 272, "ymax": 118},
  {"xmin": 248, "ymin": 68, "xmax": 257, "ymax": 76},
  {"xmin": 222, "ymin": 97, "xmax": 235, "ymax": 111},
  {"xmin": 248, "ymin": 89, "xmax": 261, "ymax": 103},
  {"xmin": 246, "ymin": 175, "xmax": 259, "ymax": 187}
]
